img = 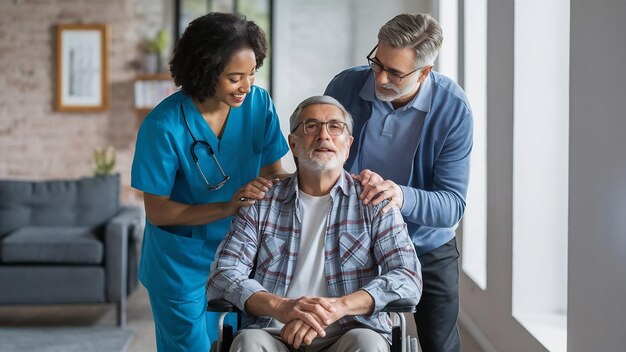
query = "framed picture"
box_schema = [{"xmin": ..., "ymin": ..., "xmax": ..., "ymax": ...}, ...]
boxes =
[{"xmin": 56, "ymin": 24, "xmax": 109, "ymax": 112}]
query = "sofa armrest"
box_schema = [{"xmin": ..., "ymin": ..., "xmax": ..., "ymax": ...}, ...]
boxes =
[{"xmin": 104, "ymin": 206, "xmax": 142, "ymax": 302}]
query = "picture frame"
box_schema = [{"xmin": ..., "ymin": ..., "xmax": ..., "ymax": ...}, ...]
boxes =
[{"xmin": 56, "ymin": 24, "xmax": 109, "ymax": 112}]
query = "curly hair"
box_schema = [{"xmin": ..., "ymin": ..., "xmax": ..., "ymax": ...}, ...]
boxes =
[{"xmin": 169, "ymin": 12, "xmax": 268, "ymax": 102}]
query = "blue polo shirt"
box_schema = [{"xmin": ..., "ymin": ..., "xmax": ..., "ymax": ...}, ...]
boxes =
[
  {"xmin": 131, "ymin": 87, "xmax": 289, "ymax": 298},
  {"xmin": 355, "ymin": 74, "xmax": 432, "ymax": 185},
  {"xmin": 325, "ymin": 67, "xmax": 473, "ymax": 256}
]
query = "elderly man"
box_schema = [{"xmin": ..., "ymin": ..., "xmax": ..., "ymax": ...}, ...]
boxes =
[{"xmin": 207, "ymin": 95, "xmax": 421, "ymax": 352}]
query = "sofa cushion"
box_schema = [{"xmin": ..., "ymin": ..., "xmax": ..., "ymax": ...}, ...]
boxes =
[
  {"xmin": 0, "ymin": 226, "xmax": 104, "ymax": 264},
  {"xmin": 0, "ymin": 266, "xmax": 106, "ymax": 303},
  {"xmin": 0, "ymin": 175, "xmax": 120, "ymax": 239}
]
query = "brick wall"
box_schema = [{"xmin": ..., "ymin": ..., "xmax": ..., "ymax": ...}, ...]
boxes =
[{"xmin": 0, "ymin": 0, "xmax": 168, "ymax": 203}]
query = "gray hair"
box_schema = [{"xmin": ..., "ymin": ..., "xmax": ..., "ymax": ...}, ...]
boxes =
[
  {"xmin": 378, "ymin": 13, "xmax": 443, "ymax": 67},
  {"xmin": 289, "ymin": 95, "xmax": 353, "ymax": 135}
]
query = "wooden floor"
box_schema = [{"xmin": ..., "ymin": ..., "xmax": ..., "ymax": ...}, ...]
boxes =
[
  {"xmin": 0, "ymin": 287, "xmax": 157, "ymax": 351},
  {"xmin": 0, "ymin": 286, "xmax": 483, "ymax": 352}
]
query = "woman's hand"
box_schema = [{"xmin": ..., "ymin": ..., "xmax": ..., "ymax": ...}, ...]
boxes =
[{"xmin": 225, "ymin": 176, "xmax": 279, "ymax": 216}]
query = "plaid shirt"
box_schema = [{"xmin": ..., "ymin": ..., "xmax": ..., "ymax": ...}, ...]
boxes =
[{"xmin": 207, "ymin": 170, "xmax": 421, "ymax": 341}]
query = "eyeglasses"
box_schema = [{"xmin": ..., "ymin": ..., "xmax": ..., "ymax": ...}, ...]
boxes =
[
  {"xmin": 291, "ymin": 119, "xmax": 348, "ymax": 136},
  {"xmin": 366, "ymin": 45, "xmax": 425, "ymax": 84},
  {"xmin": 182, "ymin": 108, "xmax": 230, "ymax": 191}
]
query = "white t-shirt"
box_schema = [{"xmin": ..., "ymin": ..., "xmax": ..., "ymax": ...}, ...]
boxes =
[{"xmin": 285, "ymin": 191, "xmax": 331, "ymax": 299}]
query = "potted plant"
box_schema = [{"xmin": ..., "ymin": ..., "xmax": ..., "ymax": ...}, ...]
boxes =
[
  {"xmin": 92, "ymin": 146, "xmax": 116, "ymax": 176},
  {"xmin": 142, "ymin": 29, "xmax": 169, "ymax": 73}
]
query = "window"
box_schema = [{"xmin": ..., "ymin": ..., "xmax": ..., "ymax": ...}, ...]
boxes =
[
  {"xmin": 175, "ymin": 0, "xmax": 273, "ymax": 92},
  {"xmin": 512, "ymin": 1, "xmax": 569, "ymax": 351},
  {"xmin": 461, "ymin": 0, "xmax": 488, "ymax": 290},
  {"xmin": 437, "ymin": 0, "xmax": 458, "ymax": 82}
]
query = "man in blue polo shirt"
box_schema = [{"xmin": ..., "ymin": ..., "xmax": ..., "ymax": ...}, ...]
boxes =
[{"xmin": 325, "ymin": 13, "xmax": 473, "ymax": 352}]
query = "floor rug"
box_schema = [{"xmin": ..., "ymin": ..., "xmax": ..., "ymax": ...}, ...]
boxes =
[{"xmin": 0, "ymin": 326, "xmax": 133, "ymax": 352}]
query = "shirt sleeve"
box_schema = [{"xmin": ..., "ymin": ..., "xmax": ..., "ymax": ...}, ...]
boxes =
[
  {"xmin": 131, "ymin": 118, "xmax": 180, "ymax": 196},
  {"xmin": 206, "ymin": 205, "xmax": 267, "ymax": 310},
  {"xmin": 260, "ymin": 93, "xmax": 289, "ymax": 167},
  {"xmin": 360, "ymin": 204, "xmax": 422, "ymax": 314},
  {"xmin": 400, "ymin": 112, "xmax": 473, "ymax": 228}
]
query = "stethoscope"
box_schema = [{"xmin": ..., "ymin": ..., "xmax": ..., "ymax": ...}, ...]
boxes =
[{"xmin": 182, "ymin": 108, "xmax": 230, "ymax": 190}]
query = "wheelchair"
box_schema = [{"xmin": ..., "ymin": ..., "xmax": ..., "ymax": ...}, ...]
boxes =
[{"xmin": 207, "ymin": 297, "xmax": 419, "ymax": 352}]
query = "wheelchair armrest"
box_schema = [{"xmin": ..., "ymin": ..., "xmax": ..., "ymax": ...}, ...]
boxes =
[
  {"xmin": 207, "ymin": 297, "xmax": 418, "ymax": 313},
  {"xmin": 382, "ymin": 298, "xmax": 418, "ymax": 313},
  {"xmin": 207, "ymin": 298, "xmax": 240, "ymax": 312}
]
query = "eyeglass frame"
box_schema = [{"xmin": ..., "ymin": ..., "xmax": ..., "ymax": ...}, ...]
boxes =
[
  {"xmin": 182, "ymin": 108, "xmax": 230, "ymax": 191},
  {"xmin": 290, "ymin": 119, "xmax": 348, "ymax": 136},
  {"xmin": 366, "ymin": 45, "xmax": 426, "ymax": 83}
]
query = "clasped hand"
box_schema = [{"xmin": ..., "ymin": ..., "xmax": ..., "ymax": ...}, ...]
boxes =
[{"xmin": 276, "ymin": 296, "xmax": 344, "ymax": 349}]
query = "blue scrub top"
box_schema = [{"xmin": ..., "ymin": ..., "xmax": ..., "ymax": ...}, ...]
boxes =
[{"xmin": 131, "ymin": 87, "xmax": 289, "ymax": 299}]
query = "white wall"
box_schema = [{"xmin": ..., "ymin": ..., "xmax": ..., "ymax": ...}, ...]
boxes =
[
  {"xmin": 272, "ymin": 0, "xmax": 430, "ymax": 171},
  {"xmin": 568, "ymin": 1, "xmax": 626, "ymax": 351},
  {"xmin": 459, "ymin": 0, "xmax": 626, "ymax": 351}
]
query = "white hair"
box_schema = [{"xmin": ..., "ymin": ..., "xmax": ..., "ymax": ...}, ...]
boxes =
[{"xmin": 378, "ymin": 13, "xmax": 443, "ymax": 67}]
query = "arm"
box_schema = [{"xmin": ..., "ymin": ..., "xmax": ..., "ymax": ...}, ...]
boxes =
[
  {"xmin": 143, "ymin": 176, "xmax": 276, "ymax": 226},
  {"xmin": 206, "ymin": 204, "xmax": 265, "ymax": 306},
  {"xmin": 360, "ymin": 204, "xmax": 422, "ymax": 313},
  {"xmin": 399, "ymin": 112, "xmax": 473, "ymax": 227},
  {"xmin": 330, "ymin": 290, "xmax": 374, "ymax": 316},
  {"xmin": 144, "ymin": 160, "xmax": 290, "ymax": 226}
]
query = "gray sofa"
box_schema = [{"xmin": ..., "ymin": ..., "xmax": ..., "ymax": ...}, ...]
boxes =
[{"xmin": 0, "ymin": 174, "xmax": 141, "ymax": 327}]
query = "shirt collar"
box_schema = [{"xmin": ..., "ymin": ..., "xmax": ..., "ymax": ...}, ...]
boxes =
[
  {"xmin": 282, "ymin": 170, "xmax": 352, "ymax": 204},
  {"xmin": 359, "ymin": 69, "xmax": 433, "ymax": 113},
  {"xmin": 181, "ymin": 92, "xmax": 198, "ymax": 120},
  {"xmin": 413, "ymin": 73, "xmax": 432, "ymax": 113},
  {"xmin": 359, "ymin": 70, "xmax": 377, "ymax": 102}
]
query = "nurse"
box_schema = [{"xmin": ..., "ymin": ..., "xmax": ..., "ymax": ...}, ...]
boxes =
[{"xmin": 131, "ymin": 13, "xmax": 289, "ymax": 351}]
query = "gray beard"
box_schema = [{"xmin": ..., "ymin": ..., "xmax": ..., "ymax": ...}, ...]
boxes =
[
  {"xmin": 294, "ymin": 141, "xmax": 339, "ymax": 172},
  {"xmin": 375, "ymin": 81, "xmax": 420, "ymax": 102}
]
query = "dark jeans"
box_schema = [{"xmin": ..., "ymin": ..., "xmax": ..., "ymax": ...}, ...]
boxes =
[{"xmin": 414, "ymin": 237, "xmax": 461, "ymax": 352}]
